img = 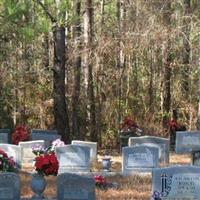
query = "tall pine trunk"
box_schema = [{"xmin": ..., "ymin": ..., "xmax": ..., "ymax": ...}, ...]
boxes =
[
  {"xmin": 162, "ymin": 2, "xmax": 172, "ymax": 127},
  {"xmin": 53, "ymin": 26, "xmax": 70, "ymax": 143},
  {"xmin": 84, "ymin": 0, "xmax": 97, "ymax": 141},
  {"xmin": 182, "ymin": 0, "xmax": 191, "ymax": 95},
  {"xmin": 72, "ymin": 0, "xmax": 82, "ymax": 139}
]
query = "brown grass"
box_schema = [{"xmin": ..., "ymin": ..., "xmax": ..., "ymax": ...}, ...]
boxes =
[{"xmin": 21, "ymin": 152, "xmax": 191, "ymax": 200}]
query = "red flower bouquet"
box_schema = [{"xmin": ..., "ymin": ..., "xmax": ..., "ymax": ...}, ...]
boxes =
[
  {"xmin": 0, "ymin": 148, "xmax": 17, "ymax": 172},
  {"xmin": 121, "ymin": 116, "xmax": 138, "ymax": 131},
  {"xmin": 94, "ymin": 175, "xmax": 107, "ymax": 188},
  {"xmin": 11, "ymin": 125, "xmax": 29, "ymax": 145},
  {"xmin": 32, "ymin": 145, "xmax": 59, "ymax": 176}
]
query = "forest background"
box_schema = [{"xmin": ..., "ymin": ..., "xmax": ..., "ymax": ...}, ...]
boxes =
[{"xmin": 0, "ymin": 0, "xmax": 200, "ymax": 148}]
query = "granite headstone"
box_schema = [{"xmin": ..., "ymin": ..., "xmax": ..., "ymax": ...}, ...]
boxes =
[
  {"xmin": 122, "ymin": 146, "xmax": 159, "ymax": 175},
  {"xmin": 152, "ymin": 166, "xmax": 200, "ymax": 200},
  {"xmin": 55, "ymin": 145, "xmax": 91, "ymax": 174},
  {"xmin": 57, "ymin": 173, "xmax": 95, "ymax": 200},
  {"xmin": 0, "ymin": 144, "xmax": 21, "ymax": 168},
  {"xmin": 176, "ymin": 131, "xmax": 200, "ymax": 153},
  {"xmin": 19, "ymin": 140, "xmax": 45, "ymax": 167},
  {"xmin": 0, "ymin": 129, "xmax": 10, "ymax": 143},
  {"xmin": 71, "ymin": 140, "xmax": 97, "ymax": 161},
  {"xmin": 0, "ymin": 173, "xmax": 20, "ymax": 200},
  {"xmin": 129, "ymin": 136, "xmax": 169, "ymax": 163},
  {"xmin": 31, "ymin": 129, "xmax": 61, "ymax": 147}
]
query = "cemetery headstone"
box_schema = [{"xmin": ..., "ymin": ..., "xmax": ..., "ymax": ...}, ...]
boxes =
[
  {"xmin": 57, "ymin": 173, "xmax": 95, "ymax": 200},
  {"xmin": 71, "ymin": 140, "xmax": 97, "ymax": 160},
  {"xmin": 129, "ymin": 136, "xmax": 169, "ymax": 164},
  {"xmin": 0, "ymin": 173, "xmax": 20, "ymax": 200},
  {"xmin": 122, "ymin": 146, "xmax": 159, "ymax": 175},
  {"xmin": 0, "ymin": 144, "xmax": 21, "ymax": 168},
  {"xmin": 19, "ymin": 140, "xmax": 45, "ymax": 167},
  {"xmin": 0, "ymin": 129, "xmax": 10, "ymax": 143},
  {"xmin": 55, "ymin": 145, "xmax": 91, "ymax": 174},
  {"xmin": 176, "ymin": 131, "xmax": 200, "ymax": 153},
  {"xmin": 31, "ymin": 129, "xmax": 61, "ymax": 147},
  {"xmin": 152, "ymin": 166, "xmax": 200, "ymax": 200}
]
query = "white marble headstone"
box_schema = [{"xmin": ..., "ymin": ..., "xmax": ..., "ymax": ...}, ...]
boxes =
[
  {"xmin": 122, "ymin": 146, "xmax": 159, "ymax": 175},
  {"xmin": 19, "ymin": 140, "xmax": 45, "ymax": 167},
  {"xmin": 129, "ymin": 136, "xmax": 169, "ymax": 164},
  {"xmin": 71, "ymin": 140, "xmax": 97, "ymax": 161},
  {"xmin": 55, "ymin": 145, "xmax": 91, "ymax": 174},
  {"xmin": 0, "ymin": 144, "xmax": 21, "ymax": 168}
]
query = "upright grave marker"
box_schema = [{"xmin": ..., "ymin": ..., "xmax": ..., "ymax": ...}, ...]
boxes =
[
  {"xmin": 71, "ymin": 140, "xmax": 97, "ymax": 160},
  {"xmin": 176, "ymin": 131, "xmax": 200, "ymax": 166},
  {"xmin": 0, "ymin": 129, "xmax": 10, "ymax": 143},
  {"xmin": 31, "ymin": 129, "xmax": 61, "ymax": 147},
  {"xmin": 0, "ymin": 144, "xmax": 21, "ymax": 168},
  {"xmin": 152, "ymin": 166, "xmax": 200, "ymax": 200},
  {"xmin": 122, "ymin": 146, "xmax": 159, "ymax": 175},
  {"xmin": 0, "ymin": 173, "xmax": 20, "ymax": 200},
  {"xmin": 56, "ymin": 145, "xmax": 91, "ymax": 174},
  {"xmin": 57, "ymin": 173, "xmax": 96, "ymax": 200},
  {"xmin": 129, "ymin": 136, "xmax": 169, "ymax": 164},
  {"xmin": 19, "ymin": 140, "xmax": 45, "ymax": 167}
]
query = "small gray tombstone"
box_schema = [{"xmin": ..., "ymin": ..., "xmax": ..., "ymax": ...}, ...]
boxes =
[
  {"xmin": 0, "ymin": 173, "xmax": 20, "ymax": 200},
  {"xmin": 19, "ymin": 140, "xmax": 45, "ymax": 167},
  {"xmin": 71, "ymin": 140, "xmax": 97, "ymax": 160},
  {"xmin": 129, "ymin": 136, "xmax": 169, "ymax": 164},
  {"xmin": 55, "ymin": 145, "xmax": 91, "ymax": 174},
  {"xmin": 0, "ymin": 129, "xmax": 10, "ymax": 143},
  {"xmin": 57, "ymin": 173, "xmax": 96, "ymax": 200},
  {"xmin": 0, "ymin": 144, "xmax": 21, "ymax": 168},
  {"xmin": 31, "ymin": 129, "xmax": 61, "ymax": 147},
  {"xmin": 152, "ymin": 166, "xmax": 200, "ymax": 199},
  {"xmin": 176, "ymin": 131, "xmax": 200, "ymax": 153},
  {"xmin": 122, "ymin": 146, "xmax": 159, "ymax": 175}
]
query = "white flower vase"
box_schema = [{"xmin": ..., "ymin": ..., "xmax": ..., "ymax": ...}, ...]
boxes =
[{"xmin": 31, "ymin": 173, "xmax": 46, "ymax": 200}]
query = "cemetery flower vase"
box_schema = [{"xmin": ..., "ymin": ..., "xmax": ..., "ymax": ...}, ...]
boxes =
[
  {"xmin": 102, "ymin": 157, "xmax": 111, "ymax": 172},
  {"xmin": 31, "ymin": 173, "xmax": 46, "ymax": 199}
]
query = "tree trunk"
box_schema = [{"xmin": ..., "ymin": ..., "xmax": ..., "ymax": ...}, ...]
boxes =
[
  {"xmin": 162, "ymin": 2, "xmax": 172, "ymax": 127},
  {"xmin": 53, "ymin": 26, "xmax": 70, "ymax": 143},
  {"xmin": 72, "ymin": 0, "xmax": 82, "ymax": 139},
  {"xmin": 84, "ymin": 0, "xmax": 97, "ymax": 141},
  {"xmin": 182, "ymin": 0, "xmax": 191, "ymax": 95}
]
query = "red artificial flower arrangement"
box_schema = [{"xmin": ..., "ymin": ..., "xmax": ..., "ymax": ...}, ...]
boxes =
[
  {"xmin": 32, "ymin": 145, "xmax": 59, "ymax": 176},
  {"xmin": 168, "ymin": 119, "xmax": 186, "ymax": 131},
  {"xmin": 0, "ymin": 148, "xmax": 17, "ymax": 172},
  {"xmin": 120, "ymin": 116, "xmax": 139, "ymax": 132},
  {"xmin": 11, "ymin": 125, "xmax": 29, "ymax": 145},
  {"xmin": 94, "ymin": 175, "xmax": 107, "ymax": 188}
]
